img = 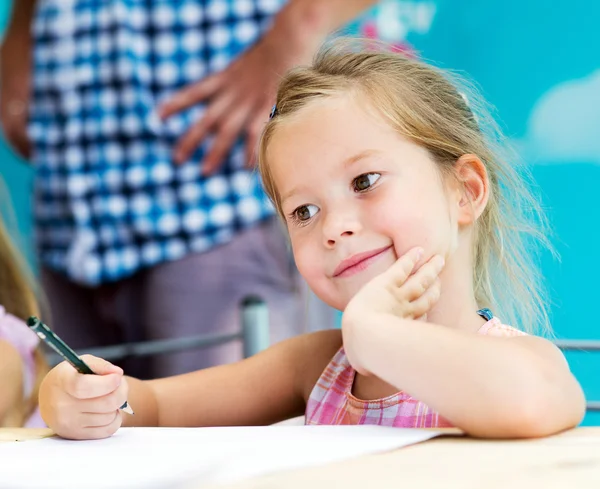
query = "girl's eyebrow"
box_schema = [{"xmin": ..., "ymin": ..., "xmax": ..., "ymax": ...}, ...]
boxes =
[
  {"xmin": 343, "ymin": 149, "xmax": 382, "ymax": 168},
  {"xmin": 280, "ymin": 149, "xmax": 382, "ymax": 206},
  {"xmin": 281, "ymin": 184, "xmax": 305, "ymax": 207}
]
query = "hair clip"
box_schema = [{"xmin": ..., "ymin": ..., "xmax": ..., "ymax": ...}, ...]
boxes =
[
  {"xmin": 476, "ymin": 308, "xmax": 494, "ymax": 321},
  {"xmin": 269, "ymin": 104, "xmax": 278, "ymax": 119}
]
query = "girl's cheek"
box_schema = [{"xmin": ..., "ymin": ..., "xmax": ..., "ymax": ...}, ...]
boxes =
[
  {"xmin": 391, "ymin": 223, "xmax": 434, "ymax": 263},
  {"xmin": 295, "ymin": 246, "xmax": 319, "ymax": 279}
]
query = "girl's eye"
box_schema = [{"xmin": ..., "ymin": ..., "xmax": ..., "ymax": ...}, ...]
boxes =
[
  {"xmin": 353, "ymin": 173, "xmax": 381, "ymax": 192},
  {"xmin": 292, "ymin": 204, "xmax": 319, "ymax": 223}
]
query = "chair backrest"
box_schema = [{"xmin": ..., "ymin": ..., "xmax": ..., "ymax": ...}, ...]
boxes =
[{"xmin": 46, "ymin": 296, "xmax": 270, "ymax": 366}]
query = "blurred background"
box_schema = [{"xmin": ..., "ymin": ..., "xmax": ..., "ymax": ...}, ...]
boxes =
[{"xmin": 1, "ymin": 0, "xmax": 598, "ymax": 424}]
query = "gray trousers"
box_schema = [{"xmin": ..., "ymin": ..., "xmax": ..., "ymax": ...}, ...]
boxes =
[{"xmin": 41, "ymin": 218, "xmax": 336, "ymax": 378}]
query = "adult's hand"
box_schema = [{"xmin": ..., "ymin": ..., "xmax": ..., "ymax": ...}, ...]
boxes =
[{"xmin": 159, "ymin": 28, "xmax": 314, "ymax": 175}]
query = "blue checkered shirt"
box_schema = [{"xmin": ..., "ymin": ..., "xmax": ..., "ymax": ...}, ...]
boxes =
[{"xmin": 29, "ymin": 0, "xmax": 285, "ymax": 286}]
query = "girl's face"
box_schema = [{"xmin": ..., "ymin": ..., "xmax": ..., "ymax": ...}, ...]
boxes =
[{"xmin": 268, "ymin": 95, "xmax": 463, "ymax": 311}]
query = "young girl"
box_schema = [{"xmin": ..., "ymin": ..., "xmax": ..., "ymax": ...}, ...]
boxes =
[
  {"xmin": 0, "ymin": 207, "xmax": 47, "ymax": 427},
  {"xmin": 39, "ymin": 44, "xmax": 585, "ymax": 440}
]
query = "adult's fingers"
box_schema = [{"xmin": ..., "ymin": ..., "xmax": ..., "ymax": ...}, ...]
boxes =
[
  {"xmin": 201, "ymin": 103, "xmax": 251, "ymax": 175},
  {"xmin": 172, "ymin": 92, "xmax": 234, "ymax": 164},
  {"xmin": 158, "ymin": 72, "xmax": 223, "ymax": 119}
]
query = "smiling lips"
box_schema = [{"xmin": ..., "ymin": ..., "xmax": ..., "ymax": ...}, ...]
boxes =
[{"xmin": 333, "ymin": 245, "xmax": 393, "ymax": 278}]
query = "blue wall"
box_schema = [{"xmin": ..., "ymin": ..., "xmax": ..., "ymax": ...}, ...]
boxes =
[{"xmin": 2, "ymin": 0, "xmax": 599, "ymax": 423}]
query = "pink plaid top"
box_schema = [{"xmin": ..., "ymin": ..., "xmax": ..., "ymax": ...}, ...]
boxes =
[{"xmin": 305, "ymin": 317, "xmax": 526, "ymax": 428}]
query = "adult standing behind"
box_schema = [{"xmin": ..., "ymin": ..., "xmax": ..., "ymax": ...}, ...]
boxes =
[{"xmin": 0, "ymin": 0, "xmax": 378, "ymax": 378}]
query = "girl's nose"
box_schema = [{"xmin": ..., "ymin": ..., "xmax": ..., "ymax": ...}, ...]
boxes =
[{"xmin": 322, "ymin": 210, "xmax": 362, "ymax": 248}]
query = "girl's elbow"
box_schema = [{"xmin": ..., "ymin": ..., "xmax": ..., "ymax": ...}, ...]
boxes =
[
  {"xmin": 503, "ymin": 381, "xmax": 586, "ymax": 438},
  {"xmin": 504, "ymin": 356, "xmax": 587, "ymax": 438},
  {"xmin": 463, "ymin": 382, "xmax": 586, "ymax": 439}
]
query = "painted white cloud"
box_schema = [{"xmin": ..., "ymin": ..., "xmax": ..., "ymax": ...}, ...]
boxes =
[
  {"xmin": 517, "ymin": 70, "xmax": 600, "ymax": 164},
  {"xmin": 374, "ymin": 1, "xmax": 437, "ymax": 41}
]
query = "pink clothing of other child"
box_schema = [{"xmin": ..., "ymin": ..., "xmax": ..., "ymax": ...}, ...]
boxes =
[
  {"xmin": 0, "ymin": 305, "xmax": 45, "ymax": 427},
  {"xmin": 305, "ymin": 316, "xmax": 526, "ymax": 428}
]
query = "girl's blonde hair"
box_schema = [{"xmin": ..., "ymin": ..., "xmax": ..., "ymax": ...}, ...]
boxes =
[
  {"xmin": 0, "ymin": 192, "xmax": 48, "ymax": 426},
  {"xmin": 258, "ymin": 41, "xmax": 553, "ymax": 336}
]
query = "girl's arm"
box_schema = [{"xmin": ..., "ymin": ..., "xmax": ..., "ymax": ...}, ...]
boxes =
[
  {"xmin": 346, "ymin": 313, "xmax": 585, "ymax": 438},
  {"xmin": 124, "ymin": 329, "xmax": 342, "ymax": 428},
  {"xmin": 0, "ymin": 340, "xmax": 25, "ymax": 427},
  {"xmin": 40, "ymin": 329, "xmax": 341, "ymax": 438}
]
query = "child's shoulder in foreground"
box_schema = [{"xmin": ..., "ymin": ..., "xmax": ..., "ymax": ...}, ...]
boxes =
[
  {"xmin": 0, "ymin": 305, "xmax": 39, "ymax": 425},
  {"xmin": 0, "ymin": 305, "xmax": 39, "ymax": 377},
  {"xmin": 0, "ymin": 305, "xmax": 39, "ymax": 353}
]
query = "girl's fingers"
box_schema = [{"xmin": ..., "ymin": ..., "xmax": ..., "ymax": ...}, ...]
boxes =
[
  {"xmin": 81, "ymin": 412, "xmax": 123, "ymax": 440},
  {"xmin": 403, "ymin": 254, "xmax": 445, "ymax": 300},
  {"xmin": 63, "ymin": 370, "xmax": 122, "ymax": 400},
  {"xmin": 80, "ymin": 410, "xmax": 121, "ymax": 428},
  {"xmin": 79, "ymin": 381, "xmax": 129, "ymax": 414},
  {"xmin": 79, "ymin": 355, "xmax": 123, "ymax": 375},
  {"xmin": 385, "ymin": 247, "xmax": 423, "ymax": 287},
  {"xmin": 58, "ymin": 355, "xmax": 123, "ymax": 400},
  {"xmin": 410, "ymin": 278, "xmax": 442, "ymax": 318}
]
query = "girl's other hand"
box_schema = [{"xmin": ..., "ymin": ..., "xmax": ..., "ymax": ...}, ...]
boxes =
[
  {"xmin": 344, "ymin": 247, "xmax": 444, "ymax": 322},
  {"xmin": 38, "ymin": 355, "xmax": 128, "ymax": 440},
  {"xmin": 342, "ymin": 248, "xmax": 445, "ymax": 374}
]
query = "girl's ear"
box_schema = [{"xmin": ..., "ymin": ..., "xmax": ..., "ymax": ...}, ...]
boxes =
[{"xmin": 454, "ymin": 154, "xmax": 489, "ymax": 226}]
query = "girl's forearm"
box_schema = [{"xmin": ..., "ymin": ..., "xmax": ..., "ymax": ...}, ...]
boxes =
[
  {"xmin": 121, "ymin": 377, "xmax": 159, "ymax": 427},
  {"xmin": 352, "ymin": 313, "xmax": 585, "ymax": 437}
]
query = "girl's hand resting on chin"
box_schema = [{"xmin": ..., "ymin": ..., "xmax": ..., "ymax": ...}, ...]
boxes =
[{"xmin": 342, "ymin": 247, "xmax": 445, "ymax": 375}]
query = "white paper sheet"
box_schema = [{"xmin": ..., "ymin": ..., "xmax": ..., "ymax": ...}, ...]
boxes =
[{"xmin": 0, "ymin": 426, "xmax": 441, "ymax": 489}]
